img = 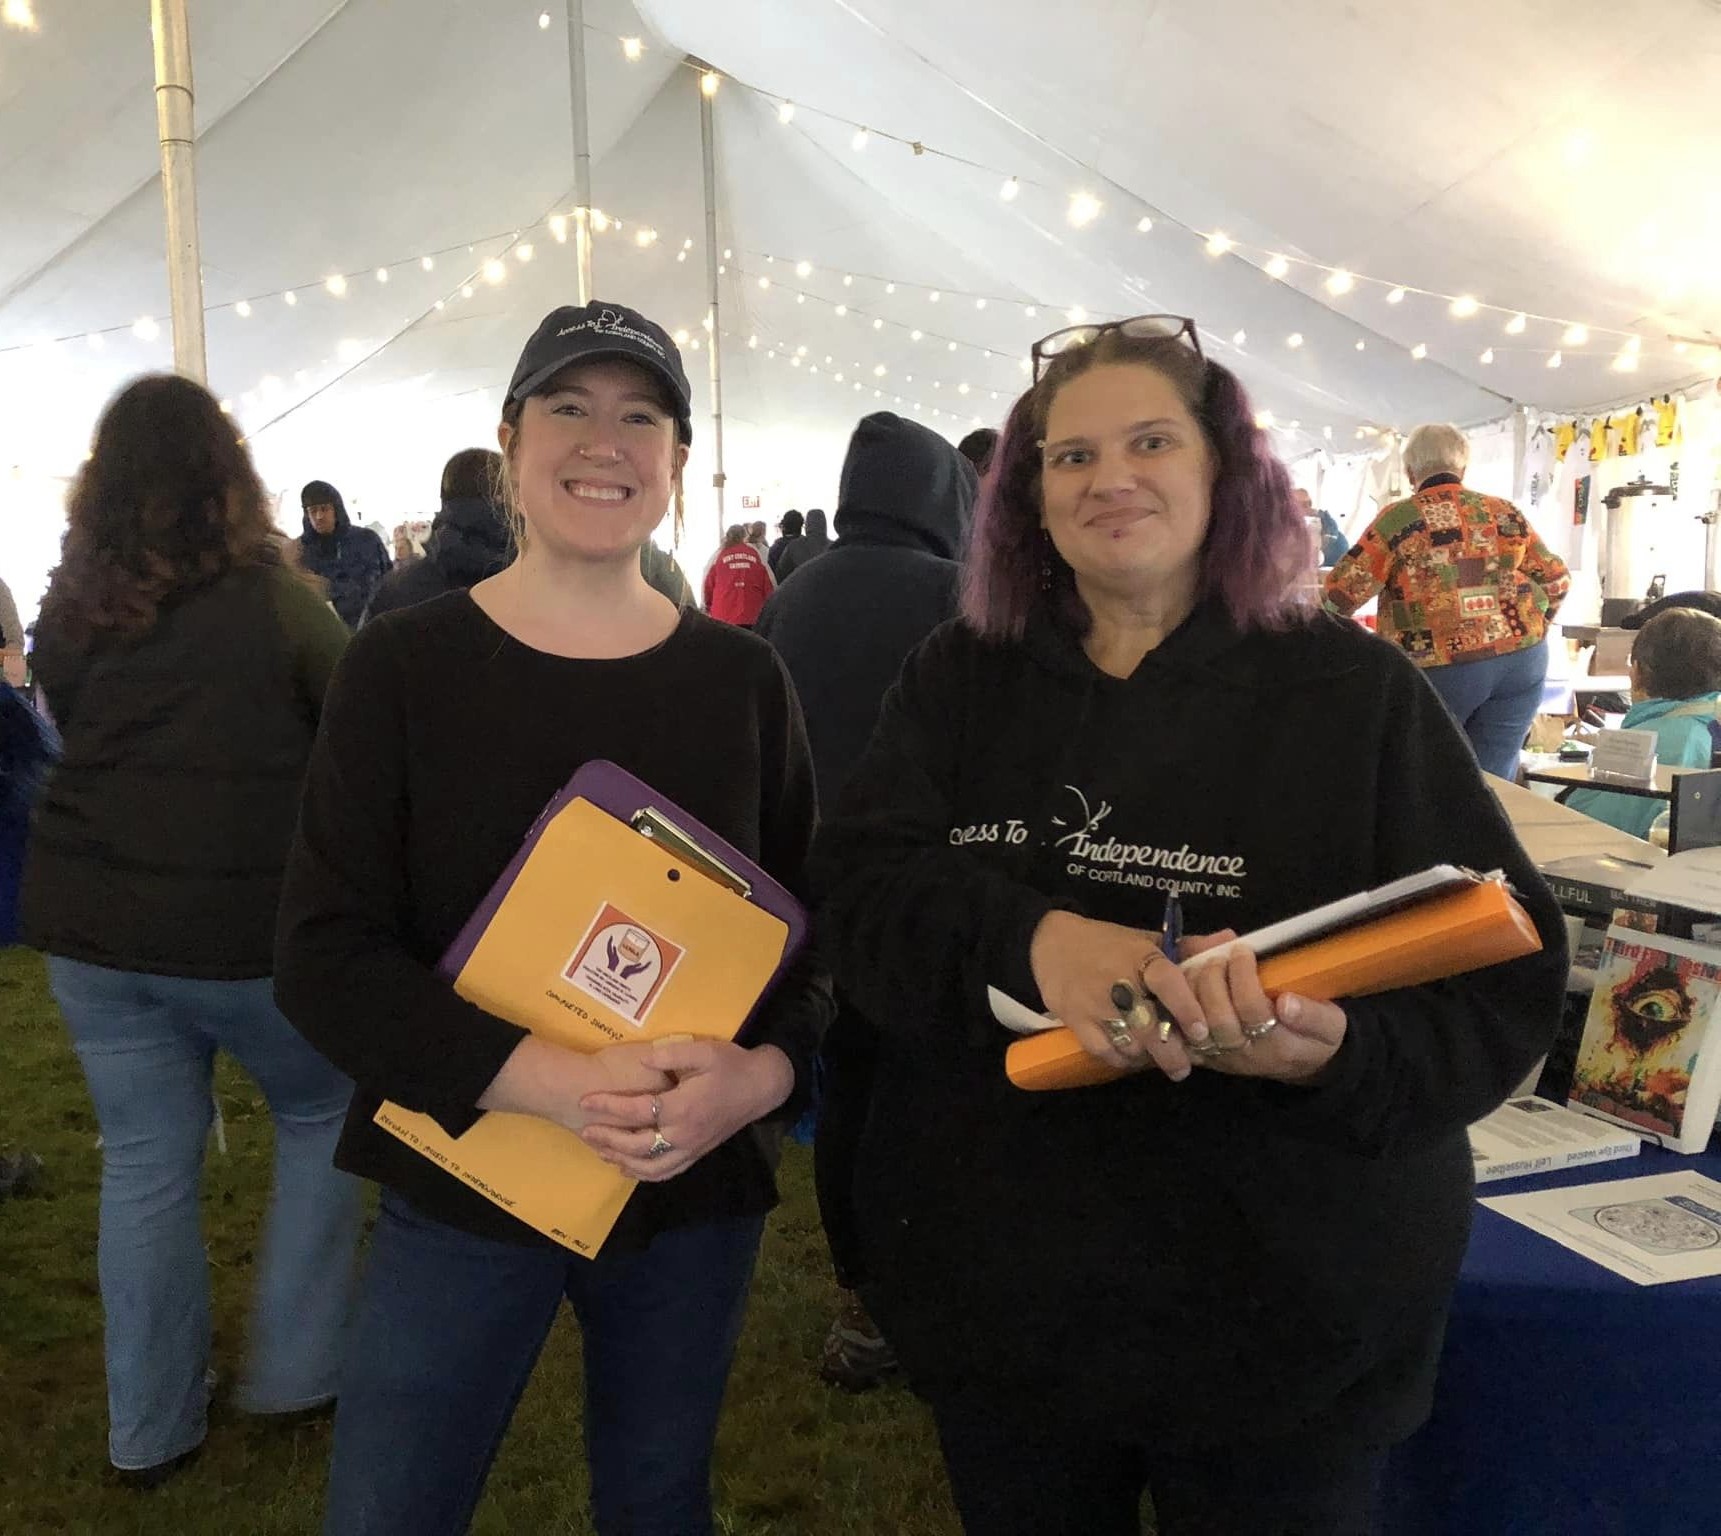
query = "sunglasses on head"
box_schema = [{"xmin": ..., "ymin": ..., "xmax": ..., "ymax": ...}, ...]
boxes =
[{"xmin": 1030, "ymin": 314, "xmax": 1203, "ymax": 382}]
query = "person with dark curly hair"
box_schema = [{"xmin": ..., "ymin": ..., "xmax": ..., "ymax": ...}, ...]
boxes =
[{"xmin": 21, "ymin": 373, "xmax": 362, "ymax": 1488}]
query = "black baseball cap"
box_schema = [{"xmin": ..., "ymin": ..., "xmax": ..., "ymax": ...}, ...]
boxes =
[{"xmin": 507, "ymin": 302, "xmax": 693, "ymax": 444}]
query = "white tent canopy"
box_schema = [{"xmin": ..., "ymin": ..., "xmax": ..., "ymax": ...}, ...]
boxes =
[{"xmin": 4, "ymin": 0, "xmax": 1719, "ymax": 610}]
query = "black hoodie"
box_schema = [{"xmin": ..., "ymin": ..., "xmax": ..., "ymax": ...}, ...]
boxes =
[
  {"xmin": 363, "ymin": 495, "xmax": 511, "ymax": 624},
  {"xmin": 756, "ymin": 414, "xmax": 974, "ymax": 805},
  {"xmin": 298, "ymin": 480, "xmax": 391, "ymax": 629},
  {"xmin": 773, "ymin": 507, "xmax": 831, "ymax": 584},
  {"xmin": 810, "ymin": 603, "xmax": 1567, "ymax": 1445}
]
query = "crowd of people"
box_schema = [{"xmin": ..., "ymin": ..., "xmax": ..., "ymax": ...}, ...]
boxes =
[{"xmin": 4, "ymin": 297, "xmax": 1583, "ymax": 1535}]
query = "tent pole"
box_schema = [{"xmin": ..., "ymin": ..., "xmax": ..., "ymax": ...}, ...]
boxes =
[
  {"xmin": 565, "ymin": 0, "xmax": 594, "ymax": 304},
  {"xmin": 699, "ymin": 69, "xmax": 727, "ymax": 532},
  {"xmin": 149, "ymin": 0, "xmax": 207, "ymax": 383},
  {"xmin": 1511, "ymin": 405, "xmax": 1530, "ymax": 502}
]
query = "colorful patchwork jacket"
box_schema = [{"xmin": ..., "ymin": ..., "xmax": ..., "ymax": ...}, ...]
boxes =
[{"xmin": 1322, "ymin": 476, "xmax": 1571, "ymax": 668}]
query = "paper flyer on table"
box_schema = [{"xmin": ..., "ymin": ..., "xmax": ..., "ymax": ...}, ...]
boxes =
[{"xmin": 1481, "ymin": 1171, "xmax": 1721, "ymax": 1286}]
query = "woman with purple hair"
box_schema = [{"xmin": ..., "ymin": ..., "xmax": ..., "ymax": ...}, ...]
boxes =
[{"xmin": 811, "ymin": 320, "xmax": 1566, "ymax": 1534}]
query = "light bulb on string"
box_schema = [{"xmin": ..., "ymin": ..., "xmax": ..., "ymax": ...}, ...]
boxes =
[
  {"xmin": 852, "ymin": 127, "xmax": 870, "ymax": 151},
  {"xmin": 461, "ymin": 284, "xmax": 475, "ymax": 299},
  {"xmin": 872, "ymin": 318, "xmax": 883, "ymax": 330},
  {"xmin": 1547, "ymin": 351, "xmax": 1563, "ymax": 369},
  {"xmin": 1136, "ymin": 216, "xmax": 1154, "ymax": 234},
  {"xmin": 483, "ymin": 259, "xmax": 506, "ymax": 285},
  {"xmin": 1410, "ymin": 343, "xmax": 1428, "ymax": 360},
  {"xmin": 975, "ymin": 298, "xmax": 987, "ymax": 310},
  {"xmin": 836, "ymin": 305, "xmax": 847, "ymax": 317},
  {"xmin": 87, "ymin": 332, "xmax": 105, "ymax": 349},
  {"xmin": 1204, "ymin": 233, "xmax": 1233, "ymax": 257},
  {"xmin": 1624, "ymin": 335, "xmax": 1642, "ymax": 354},
  {"xmin": 1449, "ymin": 295, "xmax": 1479, "ymax": 318},
  {"xmin": 538, "ymin": 12, "xmax": 550, "ymax": 29},
  {"xmin": 911, "ymin": 329, "xmax": 923, "ymax": 341},
  {"xmin": 421, "ymin": 255, "xmax": 436, "ymax": 270},
  {"xmin": 1001, "ymin": 176, "xmax": 1020, "ymax": 202},
  {"xmin": 947, "ymin": 341, "xmax": 957, "ymax": 351},
  {"xmin": 758, "ymin": 276, "xmax": 770, "ymax": 290},
  {"xmin": 621, "ymin": 36, "xmax": 643, "ymax": 61},
  {"xmin": 550, "ymin": 216, "xmax": 568, "ymax": 243},
  {"xmin": 701, "ymin": 71, "xmax": 720, "ymax": 97},
  {"xmin": 1266, "ymin": 255, "xmax": 1290, "ymax": 280},
  {"xmin": 1232, "ymin": 330, "xmax": 1247, "ymax": 346},
  {"xmin": 235, "ymin": 300, "xmax": 252, "ymax": 318},
  {"xmin": 777, "ymin": 100, "xmax": 796, "ymax": 123},
  {"xmin": 515, "ymin": 244, "xmax": 534, "ymax": 262},
  {"xmin": 1562, "ymin": 324, "xmax": 1589, "ymax": 346},
  {"xmin": 592, "ymin": 210, "xmax": 611, "ymax": 233},
  {"xmin": 325, "ymin": 274, "xmax": 348, "ymax": 297},
  {"xmin": 1612, "ymin": 349, "xmax": 1639, "ymax": 373},
  {"xmin": 1326, "ymin": 270, "xmax": 1355, "ymax": 296},
  {"xmin": 796, "ymin": 260, "xmax": 812, "ymax": 277},
  {"xmin": 1067, "ymin": 192, "xmax": 1102, "ymax": 228},
  {"xmin": 1386, "ymin": 287, "xmax": 1406, "ymax": 305},
  {"xmin": 1480, "ymin": 348, "xmax": 1495, "ymax": 364},
  {"xmin": 131, "ymin": 316, "xmax": 160, "ymax": 341},
  {"xmin": 283, "ymin": 291, "xmax": 298, "ymax": 306},
  {"xmin": 1024, "ymin": 306, "xmax": 1036, "ymax": 318},
  {"xmin": 1505, "ymin": 313, "xmax": 1527, "ymax": 335},
  {"xmin": 796, "ymin": 293, "xmax": 806, "ymax": 304},
  {"xmin": 885, "ymin": 283, "xmax": 896, "ymax": 294},
  {"xmin": 1355, "ymin": 340, "xmax": 1366, "ymax": 351},
  {"xmin": 929, "ymin": 291, "xmax": 941, "ymax": 303},
  {"xmin": 1287, "ymin": 333, "xmax": 1304, "ymax": 349},
  {"xmin": 634, "ymin": 228, "xmax": 657, "ymax": 248},
  {"xmin": 375, "ymin": 267, "xmax": 389, "ymax": 283}
]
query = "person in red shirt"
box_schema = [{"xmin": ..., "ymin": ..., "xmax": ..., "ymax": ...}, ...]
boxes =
[{"xmin": 703, "ymin": 525, "xmax": 774, "ymax": 627}]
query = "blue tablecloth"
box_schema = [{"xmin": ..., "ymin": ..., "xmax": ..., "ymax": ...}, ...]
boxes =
[{"xmin": 1380, "ymin": 1142, "xmax": 1721, "ymax": 1536}]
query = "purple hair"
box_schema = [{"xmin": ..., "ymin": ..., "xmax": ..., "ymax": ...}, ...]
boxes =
[{"xmin": 961, "ymin": 333, "xmax": 1313, "ymax": 640}]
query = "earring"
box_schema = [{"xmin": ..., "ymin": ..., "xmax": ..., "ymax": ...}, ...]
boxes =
[{"xmin": 1039, "ymin": 529, "xmax": 1054, "ymax": 592}]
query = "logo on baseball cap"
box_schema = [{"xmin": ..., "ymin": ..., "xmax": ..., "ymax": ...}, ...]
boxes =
[{"xmin": 507, "ymin": 302, "xmax": 693, "ymax": 443}]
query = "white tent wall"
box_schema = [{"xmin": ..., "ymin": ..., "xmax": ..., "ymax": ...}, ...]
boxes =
[{"xmin": 6, "ymin": 0, "xmax": 1721, "ymax": 625}]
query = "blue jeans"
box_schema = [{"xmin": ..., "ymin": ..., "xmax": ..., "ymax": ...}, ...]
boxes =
[
  {"xmin": 323, "ymin": 1194, "xmax": 765, "ymax": 1536},
  {"xmin": 1423, "ymin": 641, "xmax": 1550, "ymax": 780},
  {"xmin": 47, "ymin": 959, "xmax": 362, "ymax": 1471}
]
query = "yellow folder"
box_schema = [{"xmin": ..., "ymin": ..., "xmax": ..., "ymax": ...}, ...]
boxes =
[{"xmin": 375, "ymin": 796, "xmax": 790, "ymax": 1254}]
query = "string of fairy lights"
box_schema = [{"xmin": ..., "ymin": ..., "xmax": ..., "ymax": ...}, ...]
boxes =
[{"xmin": 5, "ymin": 0, "xmax": 1717, "ymax": 457}]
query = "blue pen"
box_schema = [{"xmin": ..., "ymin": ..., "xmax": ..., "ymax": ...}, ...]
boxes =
[
  {"xmin": 1162, "ymin": 891, "xmax": 1184, "ymax": 964},
  {"xmin": 1158, "ymin": 893, "xmax": 1185, "ymax": 1043}
]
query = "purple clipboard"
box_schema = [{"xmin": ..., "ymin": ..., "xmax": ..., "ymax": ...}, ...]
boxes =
[{"xmin": 437, "ymin": 761, "xmax": 809, "ymax": 1026}]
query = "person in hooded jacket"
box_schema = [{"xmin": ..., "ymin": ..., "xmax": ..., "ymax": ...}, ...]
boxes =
[
  {"xmin": 756, "ymin": 411, "xmax": 976, "ymax": 1393},
  {"xmin": 774, "ymin": 508, "xmax": 830, "ymax": 583},
  {"xmin": 299, "ymin": 479, "xmax": 391, "ymax": 629},
  {"xmin": 364, "ymin": 450, "xmax": 509, "ymax": 624},
  {"xmin": 812, "ymin": 319, "xmax": 1566, "ymax": 1535}
]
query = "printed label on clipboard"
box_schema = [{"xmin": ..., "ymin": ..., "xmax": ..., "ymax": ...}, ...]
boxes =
[{"xmin": 563, "ymin": 902, "xmax": 685, "ymax": 1026}]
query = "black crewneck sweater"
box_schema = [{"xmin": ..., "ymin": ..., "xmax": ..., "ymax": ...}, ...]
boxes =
[{"xmin": 275, "ymin": 593, "xmax": 832, "ymax": 1249}]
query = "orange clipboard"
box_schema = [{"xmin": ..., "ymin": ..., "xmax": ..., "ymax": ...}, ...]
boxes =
[
  {"xmin": 1005, "ymin": 879, "xmax": 1543, "ymax": 1092},
  {"xmin": 375, "ymin": 767, "xmax": 797, "ymax": 1254}
]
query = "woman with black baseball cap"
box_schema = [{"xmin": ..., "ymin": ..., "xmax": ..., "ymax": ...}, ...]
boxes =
[{"xmin": 275, "ymin": 301, "xmax": 832, "ymax": 1536}]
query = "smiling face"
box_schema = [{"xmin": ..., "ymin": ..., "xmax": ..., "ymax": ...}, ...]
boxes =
[
  {"xmin": 499, "ymin": 358, "xmax": 686, "ymax": 564},
  {"xmin": 1039, "ymin": 362, "xmax": 1214, "ymax": 602}
]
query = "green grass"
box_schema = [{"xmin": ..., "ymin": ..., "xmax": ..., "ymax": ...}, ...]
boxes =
[{"xmin": 0, "ymin": 947, "xmax": 959, "ymax": 1535}]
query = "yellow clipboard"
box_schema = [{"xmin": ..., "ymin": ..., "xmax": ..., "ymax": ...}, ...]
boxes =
[{"xmin": 375, "ymin": 793, "xmax": 790, "ymax": 1255}]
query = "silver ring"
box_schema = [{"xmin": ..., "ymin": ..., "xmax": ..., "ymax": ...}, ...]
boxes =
[
  {"xmin": 647, "ymin": 1130, "xmax": 673, "ymax": 1158},
  {"xmin": 1190, "ymin": 1037, "xmax": 1247, "ymax": 1057},
  {"xmin": 1243, "ymin": 1018, "xmax": 1279, "ymax": 1041},
  {"xmin": 1104, "ymin": 1017, "xmax": 1135, "ymax": 1049}
]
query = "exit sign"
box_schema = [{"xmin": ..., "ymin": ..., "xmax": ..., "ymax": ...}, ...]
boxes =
[{"xmin": 741, "ymin": 495, "xmax": 761, "ymax": 509}]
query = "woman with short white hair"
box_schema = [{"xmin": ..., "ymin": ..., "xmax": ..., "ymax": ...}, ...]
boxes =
[{"xmin": 1325, "ymin": 421, "xmax": 1571, "ymax": 777}]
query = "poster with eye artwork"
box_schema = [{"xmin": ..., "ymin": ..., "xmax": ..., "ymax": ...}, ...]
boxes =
[{"xmin": 1568, "ymin": 928, "xmax": 1721, "ymax": 1153}]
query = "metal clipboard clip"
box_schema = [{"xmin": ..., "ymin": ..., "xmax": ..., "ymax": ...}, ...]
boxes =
[{"xmin": 630, "ymin": 808, "xmax": 754, "ymax": 899}]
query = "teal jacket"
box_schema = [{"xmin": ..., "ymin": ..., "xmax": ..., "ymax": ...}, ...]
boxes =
[{"xmin": 1567, "ymin": 693, "xmax": 1721, "ymax": 839}]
